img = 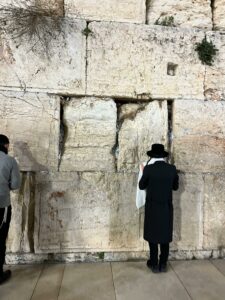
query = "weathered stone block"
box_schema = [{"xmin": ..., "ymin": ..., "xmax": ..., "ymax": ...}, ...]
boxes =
[
  {"xmin": 213, "ymin": 0, "xmax": 225, "ymax": 30},
  {"xmin": 60, "ymin": 98, "xmax": 117, "ymax": 172},
  {"xmin": 173, "ymin": 100, "xmax": 225, "ymax": 173},
  {"xmin": 147, "ymin": 0, "xmax": 212, "ymax": 29},
  {"xmin": 64, "ymin": 0, "xmax": 145, "ymax": 23},
  {"xmin": 172, "ymin": 173, "xmax": 204, "ymax": 250},
  {"xmin": 7, "ymin": 172, "xmax": 35, "ymax": 253},
  {"xmin": 0, "ymin": 91, "xmax": 60, "ymax": 171},
  {"xmin": 205, "ymin": 32, "xmax": 225, "ymax": 101},
  {"xmin": 87, "ymin": 22, "xmax": 205, "ymax": 100},
  {"xmin": 0, "ymin": 18, "xmax": 86, "ymax": 94},
  {"xmin": 36, "ymin": 0, "xmax": 64, "ymax": 15},
  {"xmin": 117, "ymin": 100, "xmax": 168, "ymax": 172},
  {"xmin": 203, "ymin": 174, "xmax": 225, "ymax": 249},
  {"xmin": 34, "ymin": 172, "xmax": 143, "ymax": 253}
]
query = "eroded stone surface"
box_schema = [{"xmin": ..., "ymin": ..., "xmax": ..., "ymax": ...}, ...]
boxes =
[
  {"xmin": 205, "ymin": 32, "xmax": 225, "ymax": 101},
  {"xmin": 213, "ymin": 0, "xmax": 225, "ymax": 30},
  {"xmin": 0, "ymin": 91, "xmax": 60, "ymax": 171},
  {"xmin": 173, "ymin": 100, "xmax": 225, "ymax": 173},
  {"xmin": 60, "ymin": 98, "xmax": 117, "ymax": 172},
  {"xmin": 7, "ymin": 172, "xmax": 35, "ymax": 253},
  {"xmin": 117, "ymin": 100, "xmax": 168, "ymax": 172},
  {"xmin": 36, "ymin": 0, "xmax": 64, "ymax": 15},
  {"xmin": 203, "ymin": 173, "xmax": 225, "ymax": 249},
  {"xmin": 147, "ymin": 0, "xmax": 212, "ymax": 29},
  {"xmin": 87, "ymin": 22, "xmax": 205, "ymax": 100},
  {"xmin": 34, "ymin": 172, "xmax": 143, "ymax": 252},
  {"xmin": 172, "ymin": 173, "xmax": 204, "ymax": 250},
  {"xmin": 64, "ymin": 0, "xmax": 145, "ymax": 23},
  {"xmin": 0, "ymin": 18, "xmax": 86, "ymax": 94}
]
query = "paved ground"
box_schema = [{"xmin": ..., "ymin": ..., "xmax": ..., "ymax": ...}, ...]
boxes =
[{"xmin": 1, "ymin": 260, "xmax": 225, "ymax": 300}]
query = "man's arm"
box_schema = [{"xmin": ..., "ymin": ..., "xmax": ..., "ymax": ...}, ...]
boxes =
[
  {"xmin": 173, "ymin": 167, "xmax": 179, "ymax": 191},
  {"xmin": 10, "ymin": 158, "xmax": 21, "ymax": 190},
  {"xmin": 139, "ymin": 167, "xmax": 149, "ymax": 190}
]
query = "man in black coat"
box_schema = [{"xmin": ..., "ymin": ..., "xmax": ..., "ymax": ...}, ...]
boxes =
[{"xmin": 139, "ymin": 143, "xmax": 179, "ymax": 273}]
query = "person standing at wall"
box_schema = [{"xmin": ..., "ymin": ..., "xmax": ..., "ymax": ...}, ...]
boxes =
[
  {"xmin": 139, "ymin": 143, "xmax": 179, "ymax": 273},
  {"xmin": 0, "ymin": 135, "xmax": 21, "ymax": 284}
]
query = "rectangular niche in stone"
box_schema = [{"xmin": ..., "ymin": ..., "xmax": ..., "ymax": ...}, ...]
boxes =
[
  {"xmin": 34, "ymin": 172, "xmax": 143, "ymax": 253},
  {"xmin": 0, "ymin": 18, "xmax": 86, "ymax": 94},
  {"xmin": 87, "ymin": 22, "xmax": 205, "ymax": 100},
  {"xmin": 147, "ymin": 0, "xmax": 212, "ymax": 30},
  {"xmin": 0, "ymin": 91, "xmax": 60, "ymax": 171},
  {"xmin": 173, "ymin": 100, "xmax": 225, "ymax": 173},
  {"xmin": 117, "ymin": 100, "xmax": 168, "ymax": 172},
  {"xmin": 60, "ymin": 97, "xmax": 117, "ymax": 172},
  {"xmin": 64, "ymin": 0, "xmax": 145, "ymax": 23}
]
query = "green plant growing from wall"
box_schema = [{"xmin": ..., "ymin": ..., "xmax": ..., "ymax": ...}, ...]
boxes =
[
  {"xmin": 155, "ymin": 16, "xmax": 175, "ymax": 27},
  {"xmin": 195, "ymin": 37, "xmax": 218, "ymax": 66},
  {"xmin": 82, "ymin": 26, "xmax": 93, "ymax": 37}
]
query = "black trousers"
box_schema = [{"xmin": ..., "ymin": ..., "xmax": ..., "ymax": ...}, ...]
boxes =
[
  {"xmin": 0, "ymin": 206, "xmax": 11, "ymax": 274},
  {"xmin": 149, "ymin": 242, "xmax": 169, "ymax": 266}
]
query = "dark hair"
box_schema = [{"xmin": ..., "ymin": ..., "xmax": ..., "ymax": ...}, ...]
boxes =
[{"xmin": 0, "ymin": 134, "xmax": 9, "ymax": 154}]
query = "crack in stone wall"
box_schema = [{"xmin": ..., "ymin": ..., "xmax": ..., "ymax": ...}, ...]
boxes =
[
  {"xmin": 211, "ymin": 0, "xmax": 215, "ymax": 30},
  {"xmin": 167, "ymin": 100, "xmax": 174, "ymax": 164},
  {"xmin": 58, "ymin": 96, "xmax": 70, "ymax": 171}
]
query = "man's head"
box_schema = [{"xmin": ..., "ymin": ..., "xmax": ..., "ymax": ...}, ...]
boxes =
[
  {"xmin": 146, "ymin": 143, "xmax": 168, "ymax": 158},
  {"xmin": 0, "ymin": 134, "xmax": 10, "ymax": 154}
]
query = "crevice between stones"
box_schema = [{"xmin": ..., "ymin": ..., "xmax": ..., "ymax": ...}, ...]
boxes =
[
  {"xmin": 167, "ymin": 100, "xmax": 174, "ymax": 164},
  {"xmin": 83, "ymin": 21, "xmax": 91, "ymax": 94},
  {"xmin": 145, "ymin": 0, "xmax": 150, "ymax": 24},
  {"xmin": 58, "ymin": 96, "xmax": 70, "ymax": 171},
  {"xmin": 210, "ymin": 0, "xmax": 215, "ymax": 30}
]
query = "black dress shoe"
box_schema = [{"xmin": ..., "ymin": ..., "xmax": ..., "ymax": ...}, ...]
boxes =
[
  {"xmin": 146, "ymin": 260, "xmax": 159, "ymax": 273},
  {"xmin": 0, "ymin": 270, "xmax": 11, "ymax": 284},
  {"xmin": 159, "ymin": 264, "xmax": 168, "ymax": 273}
]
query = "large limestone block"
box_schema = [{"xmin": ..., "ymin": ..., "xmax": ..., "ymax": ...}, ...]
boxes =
[
  {"xmin": 34, "ymin": 172, "xmax": 143, "ymax": 252},
  {"xmin": 117, "ymin": 100, "xmax": 168, "ymax": 172},
  {"xmin": 0, "ymin": 18, "xmax": 86, "ymax": 94},
  {"xmin": 7, "ymin": 172, "xmax": 35, "ymax": 253},
  {"xmin": 0, "ymin": 91, "xmax": 60, "ymax": 171},
  {"xmin": 172, "ymin": 173, "xmax": 204, "ymax": 250},
  {"xmin": 205, "ymin": 32, "xmax": 225, "ymax": 101},
  {"xmin": 87, "ymin": 22, "xmax": 205, "ymax": 100},
  {"xmin": 147, "ymin": 0, "xmax": 212, "ymax": 29},
  {"xmin": 173, "ymin": 100, "xmax": 225, "ymax": 173},
  {"xmin": 64, "ymin": 0, "xmax": 145, "ymax": 23},
  {"xmin": 213, "ymin": 0, "xmax": 225, "ymax": 30},
  {"xmin": 203, "ymin": 174, "xmax": 225, "ymax": 249},
  {"xmin": 60, "ymin": 98, "xmax": 117, "ymax": 172}
]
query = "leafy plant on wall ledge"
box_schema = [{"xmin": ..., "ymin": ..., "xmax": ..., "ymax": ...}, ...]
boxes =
[
  {"xmin": 195, "ymin": 37, "xmax": 218, "ymax": 66},
  {"xmin": 155, "ymin": 16, "xmax": 175, "ymax": 27},
  {"xmin": 0, "ymin": 1, "xmax": 64, "ymax": 59}
]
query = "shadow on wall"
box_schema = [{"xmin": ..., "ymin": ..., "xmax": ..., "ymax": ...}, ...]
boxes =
[{"xmin": 13, "ymin": 141, "xmax": 48, "ymax": 171}]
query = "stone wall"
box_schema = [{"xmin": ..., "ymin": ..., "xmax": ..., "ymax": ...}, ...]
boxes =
[{"xmin": 0, "ymin": 0, "xmax": 225, "ymax": 262}]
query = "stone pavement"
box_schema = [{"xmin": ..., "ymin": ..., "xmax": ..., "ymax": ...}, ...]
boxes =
[{"xmin": 1, "ymin": 260, "xmax": 225, "ymax": 300}]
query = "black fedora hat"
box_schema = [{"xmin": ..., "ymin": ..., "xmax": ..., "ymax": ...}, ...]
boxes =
[{"xmin": 147, "ymin": 143, "xmax": 168, "ymax": 158}]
